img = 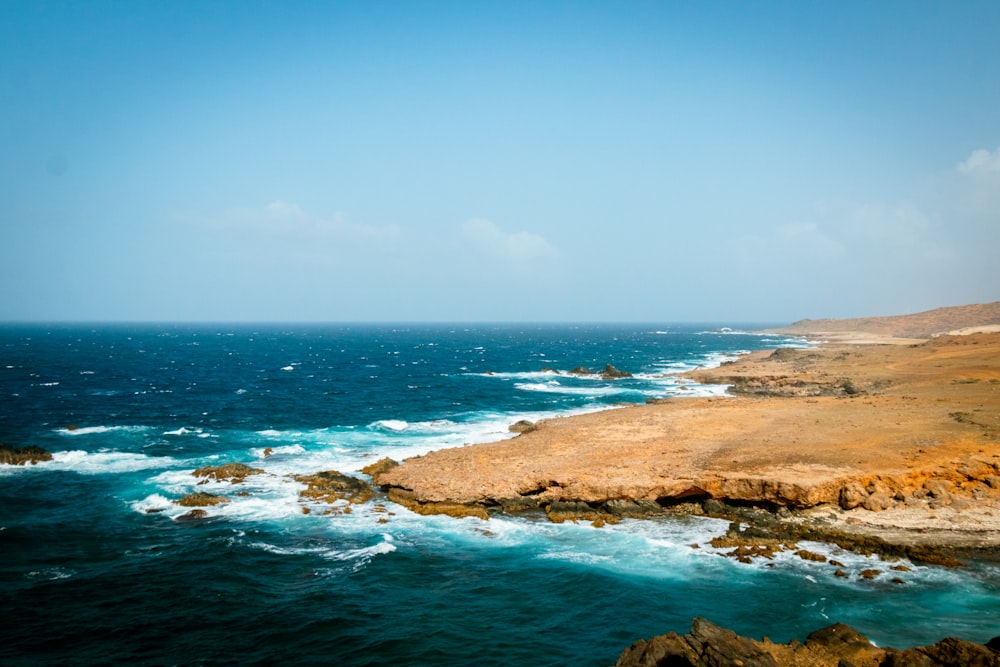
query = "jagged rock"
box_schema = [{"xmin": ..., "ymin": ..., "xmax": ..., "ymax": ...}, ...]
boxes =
[
  {"xmin": 569, "ymin": 366, "xmax": 593, "ymax": 375},
  {"xmin": 176, "ymin": 509, "xmax": 209, "ymax": 520},
  {"xmin": 601, "ymin": 364, "xmax": 633, "ymax": 379},
  {"xmin": 840, "ymin": 481, "xmax": 869, "ymax": 510},
  {"xmin": 509, "ymin": 420, "xmax": 538, "ymax": 434},
  {"xmin": 891, "ymin": 637, "xmax": 1000, "ymax": 666},
  {"xmin": 175, "ymin": 492, "xmax": 229, "ymax": 507},
  {"xmin": 864, "ymin": 492, "xmax": 895, "ymax": 512},
  {"xmin": 192, "ymin": 462, "xmax": 264, "ymax": 483},
  {"xmin": 0, "ymin": 444, "xmax": 53, "ymax": 465},
  {"xmin": 924, "ymin": 479, "xmax": 955, "ymax": 498},
  {"xmin": 361, "ymin": 457, "xmax": 399, "ymax": 482},
  {"xmin": 295, "ymin": 470, "xmax": 375, "ymax": 504},
  {"xmin": 604, "ymin": 498, "xmax": 663, "ymax": 518},
  {"xmin": 614, "ymin": 617, "xmax": 1000, "ymax": 667}
]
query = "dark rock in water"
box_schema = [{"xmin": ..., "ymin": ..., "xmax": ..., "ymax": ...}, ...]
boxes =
[
  {"xmin": 295, "ymin": 470, "xmax": 375, "ymax": 504},
  {"xmin": 176, "ymin": 509, "xmax": 209, "ymax": 520},
  {"xmin": 193, "ymin": 462, "xmax": 264, "ymax": 483},
  {"xmin": 509, "ymin": 420, "xmax": 538, "ymax": 434},
  {"xmin": 0, "ymin": 444, "xmax": 53, "ymax": 465},
  {"xmin": 175, "ymin": 492, "xmax": 229, "ymax": 507},
  {"xmin": 569, "ymin": 366, "xmax": 593, "ymax": 375},
  {"xmin": 614, "ymin": 617, "xmax": 1000, "ymax": 667},
  {"xmin": 601, "ymin": 364, "xmax": 633, "ymax": 379}
]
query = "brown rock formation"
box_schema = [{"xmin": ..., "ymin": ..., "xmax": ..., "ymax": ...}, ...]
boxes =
[
  {"xmin": 175, "ymin": 492, "xmax": 230, "ymax": 507},
  {"xmin": 295, "ymin": 470, "xmax": 375, "ymax": 505},
  {"xmin": 193, "ymin": 462, "xmax": 264, "ymax": 483},
  {"xmin": 613, "ymin": 617, "xmax": 1000, "ymax": 667},
  {"xmin": 0, "ymin": 444, "xmax": 53, "ymax": 465}
]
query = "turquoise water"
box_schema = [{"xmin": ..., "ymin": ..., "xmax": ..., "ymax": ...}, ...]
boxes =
[{"xmin": 1, "ymin": 325, "xmax": 997, "ymax": 665}]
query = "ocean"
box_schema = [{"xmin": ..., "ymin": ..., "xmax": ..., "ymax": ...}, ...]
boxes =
[{"xmin": 1, "ymin": 324, "xmax": 997, "ymax": 666}]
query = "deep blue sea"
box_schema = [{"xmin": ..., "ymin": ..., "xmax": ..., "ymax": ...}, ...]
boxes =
[{"xmin": 1, "ymin": 324, "xmax": 997, "ymax": 666}]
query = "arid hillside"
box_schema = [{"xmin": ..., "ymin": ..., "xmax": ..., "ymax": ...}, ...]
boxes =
[{"xmin": 766, "ymin": 301, "xmax": 1000, "ymax": 339}]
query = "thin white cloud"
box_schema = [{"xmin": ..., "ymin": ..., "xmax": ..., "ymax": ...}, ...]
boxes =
[
  {"xmin": 957, "ymin": 147, "xmax": 1000, "ymax": 174},
  {"xmin": 459, "ymin": 218, "xmax": 557, "ymax": 262},
  {"xmin": 208, "ymin": 201, "xmax": 401, "ymax": 244}
]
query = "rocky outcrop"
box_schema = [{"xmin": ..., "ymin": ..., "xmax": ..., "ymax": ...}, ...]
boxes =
[
  {"xmin": 193, "ymin": 462, "xmax": 264, "ymax": 483},
  {"xmin": 614, "ymin": 617, "xmax": 1000, "ymax": 667},
  {"xmin": 175, "ymin": 492, "xmax": 230, "ymax": 507},
  {"xmin": 554, "ymin": 364, "xmax": 633, "ymax": 379},
  {"xmin": 0, "ymin": 444, "xmax": 53, "ymax": 465},
  {"xmin": 295, "ymin": 470, "xmax": 375, "ymax": 505},
  {"xmin": 509, "ymin": 420, "xmax": 538, "ymax": 434},
  {"xmin": 361, "ymin": 457, "xmax": 400, "ymax": 479},
  {"xmin": 600, "ymin": 364, "xmax": 633, "ymax": 379}
]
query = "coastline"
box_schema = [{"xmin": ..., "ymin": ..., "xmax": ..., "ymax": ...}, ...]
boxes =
[{"xmin": 373, "ymin": 326, "xmax": 1000, "ymax": 563}]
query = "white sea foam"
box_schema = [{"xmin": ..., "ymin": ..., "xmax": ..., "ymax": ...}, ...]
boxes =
[
  {"xmin": 0, "ymin": 449, "xmax": 179, "ymax": 476},
  {"xmin": 132, "ymin": 494, "xmax": 174, "ymax": 514},
  {"xmin": 249, "ymin": 443, "xmax": 307, "ymax": 459},
  {"xmin": 163, "ymin": 427, "xmax": 198, "ymax": 436},
  {"xmin": 56, "ymin": 425, "xmax": 145, "ymax": 436},
  {"xmin": 514, "ymin": 381, "xmax": 625, "ymax": 397},
  {"xmin": 371, "ymin": 419, "xmax": 409, "ymax": 432}
]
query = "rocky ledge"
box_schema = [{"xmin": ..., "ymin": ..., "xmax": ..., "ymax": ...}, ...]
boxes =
[{"xmin": 614, "ymin": 617, "xmax": 1000, "ymax": 667}]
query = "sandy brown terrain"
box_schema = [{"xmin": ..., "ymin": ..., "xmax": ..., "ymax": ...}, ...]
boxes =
[{"xmin": 374, "ymin": 304, "xmax": 1000, "ymax": 558}]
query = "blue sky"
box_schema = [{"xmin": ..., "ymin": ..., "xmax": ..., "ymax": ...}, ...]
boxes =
[{"xmin": 2, "ymin": 1, "xmax": 998, "ymax": 323}]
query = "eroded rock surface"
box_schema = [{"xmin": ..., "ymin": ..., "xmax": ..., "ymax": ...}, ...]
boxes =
[{"xmin": 613, "ymin": 617, "xmax": 1000, "ymax": 667}]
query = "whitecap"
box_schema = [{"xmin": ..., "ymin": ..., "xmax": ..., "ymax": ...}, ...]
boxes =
[
  {"xmin": 281, "ymin": 365, "xmax": 295, "ymax": 371},
  {"xmin": 514, "ymin": 381, "xmax": 624, "ymax": 397},
  {"xmin": 57, "ymin": 425, "xmax": 137, "ymax": 436},
  {"xmin": 132, "ymin": 494, "xmax": 173, "ymax": 514},
  {"xmin": 163, "ymin": 427, "xmax": 198, "ymax": 436},
  {"xmin": 249, "ymin": 444, "xmax": 307, "ymax": 459},
  {"xmin": 48, "ymin": 450, "xmax": 179, "ymax": 474},
  {"xmin": 371, "ymin": 419, "xmax": 408, "ymax": 432}
]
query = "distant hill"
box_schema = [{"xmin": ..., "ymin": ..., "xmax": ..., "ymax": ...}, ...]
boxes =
[{"xmin": 766, "ymin": 301, "xmax": 1000, "ymax": 339}]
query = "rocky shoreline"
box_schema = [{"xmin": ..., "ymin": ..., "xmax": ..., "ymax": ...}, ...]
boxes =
[
  {"xmin": 613, "ymin": 617, "xmax": 1000, "ymax": 666},
  {"xmin": 367, "ymin": 330, "xmax": 1000, "ymax": 565}
]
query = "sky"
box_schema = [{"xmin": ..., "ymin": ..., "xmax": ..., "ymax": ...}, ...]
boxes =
[{"xmin": 1, "ymin": 1, "xmax": 998, "ymax": 324}]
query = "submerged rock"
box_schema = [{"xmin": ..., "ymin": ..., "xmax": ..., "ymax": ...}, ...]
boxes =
[
  {"xmin": 614, "ymin": 617, "xmax": 1000, "ymax": 667},
  {"xmin": 0, "ymin": 444, "xmax": 53, "ymax": 465}
]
